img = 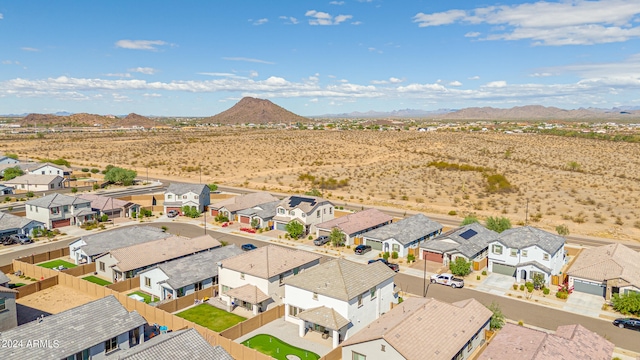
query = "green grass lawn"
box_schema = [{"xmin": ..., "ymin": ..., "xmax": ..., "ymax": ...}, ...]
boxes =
[
  {"xmin": 82, "ymin": 275, "xmax": 112, "ymax": 286},
  {"xmin": 242, "ymin": 334, "xmax": 320, "ymax": 360},
  {"xmin": 38, "ymin": 259, "xmax": 77, "ymax": 269},
  {"xmin": 127, "ymin": 291, "xmax": 152, "ymax": 304},
  {"xmin": 175, "ymin": 304, "xmax": 246, "ymax": 332}
]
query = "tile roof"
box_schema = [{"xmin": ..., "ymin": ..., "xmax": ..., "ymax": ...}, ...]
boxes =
[
  {"xmin": 284, "ymin": 259, "xmax": 395, "ymax": 301},
  {"xmin": 0, "ymin": 285, "xmax": 18, "ymax": 294},
  {"xmin": 4, "ymin": 174, "xmax": 64, "ymax": 185},
  {"xmin": 165, "ymin": 183, "xmax": 208, "ymax": 196},
  {"xmin": 278, "ymin": 195, "xmax": 332, "ymax": 214},
  {"xmin": 342, "ymin": 297, "xmax": 492, "ymax": 360},
  {"xmin": 0, "ymin": 212, "xmax": 44, "ymax": 232},
  {"xmin": 236, "ymin": 200, "xmax": 280, "ymax": 219},
  {"xmin": 297, "ymin": 306, "xmax": 350, "ymax": 330},
  {"xmin": 76, "ymin": 193, "xmax": 136, "ymax": 211},
  {"xmin": 316, "ymin": 208, "xmax": 393, "ymax": 235},
  {"xmin": 117, "ymin": 328, "xmax": 233, "ymax": 360},
  {"xmin": 0, "ymin": 295, "xmax": 146, "ymax": 359},
  {"xmin": 362, "ymin": 214, "xmax": 443, "ymax": 245},
  {"xmin": 73, "ymin": 226, "xmax": 172, "ymax": 258},
  {"xmin": 26, "ymin": 193, "xmax": 90, "ymax": 209},
  {"xmin": 152, "ymin": 245, "xmax": 244, "ymax": 290},
  {"xmin": 226, "ymin": 284, "xmax": 271, "ymax": 304},
  {"xmin": 30, "ymin": 162, "xmax": 72, "ymax": 172},
  {"xmin": 421, "ymin": 222, "xmax": 498, "ymax": 258},
  {"xmin": 0, "ymin": 272, "xmax": 10, "ymax": 284},
  {"xmin": 478, "ymin": 323, "xmax": 614, "ymax": 360},
  {"xmin": 220, "ymin": 245, "xmax": 321, "ymax": 279},
  {"xmin": 494, "ymin": 226, "xmax": 565, "ymax": 255},
  {"xmin": 210, "ymin": 192, "xmax": 279, "ymax": 212},
  {"xmin": 103, "ymin": 234, "xmax": 221, "ymax": 272},
  {"xmin": 567, "ymin": 243, "xmax": 640, "ymax": 287}
]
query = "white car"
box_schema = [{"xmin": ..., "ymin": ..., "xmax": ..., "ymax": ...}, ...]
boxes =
[{"xmin": 430, "ymin": 273, "xmax": 464, "ymax": 288}]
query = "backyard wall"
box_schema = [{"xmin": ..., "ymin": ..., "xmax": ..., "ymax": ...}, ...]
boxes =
[
  {"xmin": 156, "ymin": 286, "xmax": 216, "ymax": 313},
  {"xmin": 106, "ymin": 276, "xmax": 140, "ymax": 293},
  {"xmin": 220, "ymin": 304, "xmax": 285, "ymax": 340},
  {"xmin": 60, "ymin": 262, "xmax": 96, "ymax": 277},
  {"xmin": 0, "ymin": 263, "xmax": 13, "ymax": 275},
  {"xmin": 16, "ymin": 248, "xmax": 70, "ymax": 265}
]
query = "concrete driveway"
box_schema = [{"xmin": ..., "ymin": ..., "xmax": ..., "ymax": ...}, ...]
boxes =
[
  {"xmin": 564, "ymin": 292, "xmax": 605, "ymax": 317},
  {"xmin": 475, "ymin": 273, "xmax": 516, "ymax": 295}
]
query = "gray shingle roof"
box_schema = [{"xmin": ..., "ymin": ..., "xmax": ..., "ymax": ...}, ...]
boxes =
[
  {"xmin": 236, "ymin": 200, "xmax": 280, "ymax": 219},
  {"xmin": 278, "ymin": 195, "xmax": 332, "ymax": 214},
  {"xmin": 420, "ymin": 222, "xmax": 498, "ymax": 258},
  {"xmin": 151, "ymin": 245, "xmax": 243, "ymax": 290},
  {"xmin": 284, "ymin": 259, "xmax": 395, "ymax": 301},
  {"xmin": 495, "ymin": 226, "xmax": 565, "ymax": 255},
  {"xmin": 0, "ymin": 272, "xmax": 10, "ymax": 284},
  {"xmin": 0, "ymin": 295, "xmax": 146, "ymax": 359},
  {"xmin": 73, "ymin": 226, "xmax": 172, "ymax": 258},
  {"xmin": 165, "ymin": 183, "xmax": 207, "ymax": 196},
  {"xmin": 362, "ymin": 214, "xmax": 443, "ymax": 245},
  {"xmin": 0, "ymin": 212, "xmax": 44, "ymax": 232},
  {"xmin": 117, "ymin": 328, "xmax": 233, "ymax": 360},
  {"xmin": 26, "ymin": 193, "xmax": 90, "ymax": 209},
  {"xmin": 5, "ymin": 174, "xmax": 64, "ymax": 185},
  {"xmin": 220, "ymin": 245, "xmax": 321, "ymax": 279}
]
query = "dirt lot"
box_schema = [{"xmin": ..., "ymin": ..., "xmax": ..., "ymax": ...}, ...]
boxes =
[
  {"xmin": 2, "ymin": 128, "xmax": 639, "ymax": 241},
  {"xmin": 16, "ymin": 285, "xmax": 97, "ymax": 316}
]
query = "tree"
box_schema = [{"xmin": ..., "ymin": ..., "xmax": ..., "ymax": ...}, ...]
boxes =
[
  {"xmin": 3, "ymin": 166, "xmax": 24, "ymax": 181},
  {"xmin": 285, "ymin": 220, "xmax": 304, "ymax": 239},
  {"xmin": 181, "ymin": 206, "xmax": 200, "ymax": 218},
  {"xmin": 250, "ymin": 218, "xmax": 260, "ymax": 229},
  {"xmin": 485, "ymin": 216, "xmax": 512, "ymax": 233},
  {"xmin": 305, "ymin": 188, "xmax": 323, "ymax": 197},
  {"xmin": 488, "ymin": 301, "xmax": 505, "ymax": 330},
  {"xmin": 612, "ymin": 292, "xmax": 640, "ymax": 315},
  {"xmin": 329, "ymin": 227, "xmax": 345, "ymax": 247},
  {"xmin": 208, "ymin": 183, "xmax": 218, "ymax": 192},
  {"xmin": 104, "ymin": 166, "xmax": 137, "ymax": 186},
  {"xmin": 449, "ymin": 257, "xmax": 472, "ymax": 277},
  {"xmin": 556, "ymin": 224, "xmax": 570, "ymax": 236},
  {"xmin": 461, "ymin": 215, "xmax": 479, "ymax": 226},
  {"xmin": 532, "ymin": 273, "xmax": 545, "ymax": 290}
]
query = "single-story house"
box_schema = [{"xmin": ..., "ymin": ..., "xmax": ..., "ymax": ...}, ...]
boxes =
[
  {"xmin": 138, "ymin": 245, "xmax": 243, "ymax": 301},
  {"xmin": 235, "ymin": 200, "xmax": 280, "ymax": 229},
  {"xmin": 218, "ymin": 245, "xmax": 321, "ymax": 315},
  {"xmin": 25, "ymin": 193, "xmax": 95, "ymax": 229},
  {"xmin": 420, "ymin": 222, "xmax": 498, "ymax": 270},
  {"xmin": 94, "ymin": 234, "xmax": 221, "ymax": 282},
  {"xmin": 0, "ymin": 272, "xmax": 9, "ymax": 287},
  {"xmin": 362, "ymin": 214, "xmax": 443, "ymax": 257},
  {"xmin": 0, "ymin": 284, "xmax": 18, "ymax": 332},
  {"xmin": 3, "ymin": 174, "xmax": 65, "ymax": 192},
  {"xmin": 0, "ymin": 162, "xmax": 37, "ymax": 177},
  {"xmin": 163, "ymin": 183, "xmax": 210, "ymax": 214},
  {"xmin": 209, "ymin": 191, "xmax": 279, "ymax": 221},
  {"xmin": 0, "ymin": 295, "xmax": 146, "ymax": 359},
  {"xmin": 478, "ymin": 323, "xmax": 614, "ymax": 360},
  {"xmin": 315, "ymin": 208, "xmax": 393, "ymax": 246},
  {"xmin": 342, "ymin": 297, "xmax": 492, "ymax": 360},
  {"xmin": 0, "ymin": 212, "xmax": 45, "ymax": 238},
  {"xmin": 0, "ymin": 184, "xmax": 14, "ymax": 195},
  {"xmin": 0, "ymin": 156, "xmax": 19, "ymax": 166},
  {"xmin": 76, "ymin": 193, "xmax": 141, "ymax": 219},
  {"xmin": 284, "ymin": 258, "xmax": 397, "ymax": 348},
  {"xmin": 567, "ymin": 243, "xmax": 640, "ymax": 299},
  {"xmin": 27, "ymin": 162, "xmax": 73, "ymax": 179},
  {"xmin": 273, "ymin": 195, "xmax": 335, "ymax": 235}
]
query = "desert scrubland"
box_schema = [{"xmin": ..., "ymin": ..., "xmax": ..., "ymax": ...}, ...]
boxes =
[{"xmin": 2, "ymin": 128, "xmax": 639, "ymax": 241}]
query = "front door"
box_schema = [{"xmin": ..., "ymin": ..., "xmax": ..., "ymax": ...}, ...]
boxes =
[{"xmin": 521, "ymin": 270, "xmax": 527, "ymax": 281}]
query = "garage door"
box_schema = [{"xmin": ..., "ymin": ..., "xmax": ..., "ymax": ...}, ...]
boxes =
[
  {"xmin": 367, "ymin": 239, "xmax": 383, "ymax": 251},
  {"xmin": 573, "ymin": 279, "xmax": 606, "ymax": 297},
  {"xmin": 492, "ymin": 263, "xmax": 516, "ymax": 277},
  {"xmin": 166, "ymin": 207, "xmax": 182, "ymax": 215},
  {"xmin": 276, "ymin": 222, "xmax": 287, "ymax": 231},
  {"xmin": 51, "ymin": 218, "xmax": 71, "ymax": 228},
  {"xmin": 318, "ymin": 229, "xmax": 331, "ymax": 237},
  {"xmin": 239, "ymin": 215, "xmax": 250, "ymax": 224},
  {"xmin": 423, "ymin": 250, "xmax": 443, "ymax": 262}
]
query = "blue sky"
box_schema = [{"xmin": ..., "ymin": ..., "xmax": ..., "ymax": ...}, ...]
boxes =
[{"xmin": 1, "ymin": 0, "xmax": 640, "ymax": 116}]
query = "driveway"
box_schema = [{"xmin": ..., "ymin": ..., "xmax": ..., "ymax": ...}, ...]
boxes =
[
  {"xmin": 564, "ymin": 292, "xmax": 605, "ymax": 317},
  {"xmin": 475, "ymin": 273, "xmax": 516, "ymax": 295}
]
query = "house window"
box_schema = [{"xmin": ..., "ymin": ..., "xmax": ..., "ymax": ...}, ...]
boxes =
[
  {"xmin": 370, "ymin": 286, "xmax": 376, "ymax": 299},
  {"xmin": 30, "ymin": 205, "xmax": 33, "ymax": 211},
  {"xmin": 279, "ymin": 273, "xmax": 284, "ymax": 285},
  {"xmin": 104, "ymin": 336, "xmax": 118, "ymax": 353},
  {"xmin": 324, "ymin": 208, "xmax": 326, "ymax": 214},
  {"xmin": 99, "ymin": 262, "xmax": 105, "ymax": 272},
  {"xmin": 381, "ymin": 344, "xmax": 385, "ymax": 352},
  {"xmin": 317, "ymin": 210, "xmax": 320, "ymax": 218},
  {"xmin": 50, "ymin": 184, "xmax": 54, "ymax": 189},
  {"xmin": 510, "ymin": 249, "xmax": 517, "ymax": 257},
  {"xmin": 289, "ymin": 305, "xmax": 302, "ymax": 318},
  {"xmin": 67, "ymin": 350, "xmax": 89, "ymax": 360},
  {"xmin": 222, "ymin": 285, "xmax": 230, "ymax": 293},
  {"xmin": 290, "ymin": 210, "xmax": 295, "ymax": 216},
  {"xmin": 392, "ymin": 244, "xmax": 400, "ymax": 253},
  {"xmin": 51, "ymin": 207, "xmax": 59, "ymax": 215},
  {"xmin": 467, "ymin": 339, "xmax": 473, "ymax": 352},
  {"xmin": 492, "ymin": 244, "xmax": 503, "ymax": 255},
  {"xmin": 358, "ymin": 294, "xmax": 363, "ymax": 307},
  {"xmin": 194, "ymin": 195, "xmax": 199, "ymax": 199},
  {"xmin": 177, "ymin": 288, "xmax": 185, "ymax": 297},
  {"xmin": 240, "ymin": 273, "xmax": 245, "ymax": 280},
  {"xmin": 183, "ymin": 195, "xmax": 187, "ymax": 199},
  {"xmin": 301, "ymin": 213, "xmax": 306, "ymax": 218},
  {"xmin": 63, "ymin": 205, "xmax": 68, "ymax": 212},
  {"xmin": 129, "ymin": 327, "xmax": 140, "ymax": 347},
  {"xmin": 144, "ymin": 277, "xmax": 151, "ymax": 287},
  {"xmin": 195, "ymin": 281, "xmax": 203, "ymax": 291},
  {"xmin": 313, "ymin": 292, "xmax": 318, "ymax": 300},
  {"xmin": 543, "ymin": 253, "xmax": 550, "ymax": 261},
  {"xmin": 522, "ymin": 250, "xmax": 528, "ymax": 257},
  {"xmin": 278, "ymin": 208, "xmax": 285, "ymax": 214},
  {"xmin": 0, "ymin": 298, "xmax": 5, "ymax": 311},
  {"xmin": 352, "ymin": 352, "xmax": 366, "ymax": 360},
  {"xmin": 329, "ymin": 207, "xmax": 333, "ymax": 214},
  {"xmin": 212, "ymin": 276, "xmax": 218, "ymax": 285},
  {"xmin": 167, "ymin": 194, "xmax": 173, "ymax": 199}
]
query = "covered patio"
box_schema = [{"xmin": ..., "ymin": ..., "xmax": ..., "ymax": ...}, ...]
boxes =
[
  {"xmin": 297, "ymin": 306, "xmax": 350, "ymax": 349},
  {"xmin": 224, "ymin": 284, "xmax": 271, "ymax": 316}
]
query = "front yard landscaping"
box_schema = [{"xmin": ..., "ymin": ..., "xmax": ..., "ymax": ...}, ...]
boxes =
[
  {"xmin": 175, "ymin": 304, "xmax": 245, "ymax": 332},
  {"xmin": 38, "ymin": 259, "xmax": 77, "ymax": 269},
  {"xmin": 127, "ymin": 291, "xmax": 152, "ymax": 304},
  {"xmin": 82, "ymin": 275, "xmax": 112, "ymax": 286},
  {"xmin": 242, "ymin": 334, "xmax": 320, "ymax": 360}
]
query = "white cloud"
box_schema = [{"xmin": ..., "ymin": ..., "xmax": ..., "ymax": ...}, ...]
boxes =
[
  {"xmin": 115, "ymin": 40, "xmax": 169, "ymax": 51},
  {"xmin": 351, "ymin": 21, "xmax": 362, "ymax": 25},
  {"xmin": 198, "ymin": 72, "xmax": 240, "ymax": 78},
  {"xmin": 142, "ymin": 93, "xmax": 162, "ymax": 97},
  {"xmin": 129, "ymin": 67, "xmax": 157, "ymax": 75},
  {"xmin": 104, "ymin": 73, "xmax": 132, "ymax": 78},
  {"xmin": 222, "ymin": 57, "xmax": 275, "ymax": 64},
  {"xmin": 309, "ymin": 98, "xmax": 319, "ymax": 102},
  {"xmin": 465, "ymin": 32, "xmax": 481, "ymax": 38},
  {"xmin": 449, "ymin": 81, "xmax": 463, "ymax": 87},
  {"xmin": 0, "ymin": 13, "xmax": 3, "ymax": 20},
  {"xmin": 329, "ymin": 1, "xmax": 344, "ymax": 5},
  {"xmin": 484, "ymin": 81, "xmax": 507, "ymax": 88},
  {"xmin": 468, "ymin": 76, "xmax": 480, "ymax": 80},
  {"xmin": 529, "ymin": 72, "xmax": 554, "ymax": 77},
  {"xmin": 249, "ymin": 70, "xmax": 259, "ymax": 78},
  {"xmin": 253, "ymin": 18, "xmax": 268, "ymax": 26},
  {"xmin": 389, "ymin": 77, "xmax": 403, "ymax": 84},
  {"xmin": 279, "ymin": 16, "xmax": 299, "ymax": 24},
  {"xmin": 21, "ymin": 47, "xmax": 40, "ymax": 52},
  {"xmin": 413, "ymin": 10, "xmax": 467, "ymax": 27},
  {"xmin": 305, "ymin": 10, "xmax": 353, "ymax": 25}
]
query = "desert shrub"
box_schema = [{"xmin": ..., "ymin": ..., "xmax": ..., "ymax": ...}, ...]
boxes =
[
  {"xmin": 99, "ymin": 214, "xmax": 109, "ymax": 222},
  {"xmin": 285, "ymin": 220, "xmax": 304, "ymax": 239},
  {"xmin": 485, "ymin": 173, "xmax": 513, "ymax": 193},
  {"xmin": 181, "ymin": 206, "xmax": 199, "ymax": 218},
  {"xmin": 461, "ymin": 215, "xmax": 479, "ymax": 225},
  {"xmin": 81, "ymin": 168, "xmax": 90, "ymax": 173},
  {"xmin": 513, "ymin": 284, "xmax": 518, "ymax": 290},
  {"xmin": 25, "ymin": 191, "xmax": 34, "ymax": 198},
  {"xmin": 556, "ymin": 224, "xmax": 570, "ymax": 236},
  {"xmin": 104, "ymin": 166, "xmax": 137, "ymax": 186},
  {"xmin": 382, "ymin": 252, "xmax": 390, "ymax": 261},
  {"xmin": 612, "ymin": 292, "xmax": 640, "ymax": 315},
  {"xmin": 70, "ymin": 187, "xmax": 78, "ymax": 194},
  {"xmin": 519, "ymin": 284, "xmax": 525, "ymax": 291},
  {"xmin": 391, "ymin": 251, "xmax": 398, "ymax": 259},
  {"xmin": 208, "ymin": 183, "xmax": 218, "ymax": 191},
  {"xmin": 485, "ymin": 216, "xmax": 512, "ymax": 233},
  {"xmin": 488, "ymin": 302, "xmax": 505, "ymax": 330},
  {"xmin": 556, "ymin": 290, "xmax": 569, "ymax": 299},
  {"xmin": 215, "ymin": 214, "xmax": 229, "ymax": 223},
  {"xmin": 407, "ymin": 254, "xmax": 415, "ymax": 262},
  {"xmin": 543, "ymin": 288, "xmax": 550, "ymax": 295},
  {"xmin": 90, "ymin": 168, "xmax": 100, "ymax": 174},
  {"xmin": 477, "ymin": 275, "xmax": 481, "ymax": 280},
  {"xmin": 449, "ymin": 257, "xmax": 472, "ymax": 277},
  {"xmin": 93, "ymin": 183, "xmax": 100, "ymax": 190},
  {"xmin": 448, "ymin": 210, "xmax": 457, "ymax": 216},
  {"xmin": 482, "ymin": 270, "xmax": 487, "ymax": 276}
]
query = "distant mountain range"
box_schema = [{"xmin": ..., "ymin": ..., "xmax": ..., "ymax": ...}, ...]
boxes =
[
  {"xmin": 18, "ymin": 113, "xmax": 161, "ymax": 128},
  {"xmin": 199, "ymin": 97, "xmax": 309, "ymax": 124}
]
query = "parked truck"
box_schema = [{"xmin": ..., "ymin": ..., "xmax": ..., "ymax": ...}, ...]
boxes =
[{"xmin": 430, "ymin": 273, "xmax": 464, "ymax": 288}]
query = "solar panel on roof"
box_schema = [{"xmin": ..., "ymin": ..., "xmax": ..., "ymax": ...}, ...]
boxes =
[
  {"xmin": 288, "ymin": 196, "xmax": 316, "ymax": 207},
  {"xmin": 459, "ymin": 229, "xmax": 478, "ymax": 240}
]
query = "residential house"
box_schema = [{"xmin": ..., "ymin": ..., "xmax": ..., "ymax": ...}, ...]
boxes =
[
  {"xmin": 567, "ymin": 243, "xmax": 640, "ymax": 299},
  {"xmin": 209, "ymin": 191, "xmax": 279, "ymax": 222},
  {"xmin": 94, "ymin": 234, "xmax": 221, "ymax": 282},
  {"xmin": 362, "ymin": 214, "xmax": 443, "ymax": 257},
  {"xmin": 3, "ymin": 174, "xmax": 65, "ymax": 192},
  {"xmin": 0, "ymin": 295, "xmax": 146, "ymax": 359},
  {"xmin": 218, "ymin": 245, "xmax": 321, "ymax": 315},
  {"xmin": 0, "ymin": 272, "xmax": 9, "ymax": 287},
  {"xmin": 77, "ymin": 193, "xmax": 141, "ymax": 219},
  {"xmin": 0, "ymin": 282, "xmax": 18, "ymax": 332},
  {"xmin": 420, "ymin": 222, "xmax": 498, "ymax": 270},
  {"xmin": 273, "ymin": 195, "xmax": 334, "ymax": 235},
  {"xmin": 341, "ymin": 297, "xmax": 492, "ymax": 360},
  {"xmin": 138, "ymin": 245, "xmax": 243, "ymax": 301},
  {"xmin": 315, "ymin": 208, "xmax": 393, "ymax": 246},
  {"xmin": 163, "ymin": 183, "xmax": 210, "ymax": 214},
  {"xmin": 0, "ymin": 212, "xmax": 45, "ymax": 238},
  {"xmin": 25, "ymin": 193, "xmax": 94, "ymax": 229},
  {"xmin": 115, "ymin": 328, "xmax": 234, "ymax": 360},
  {"xmin": 478, "ymin": 323, "xmax": 614, "ymax": 360},
  {"xmin": 235, "ymin": 200, "xmax": 280, "ymax": 229},
  {"xmin": 0, "ymin": 156, "xmax": 19, "ymax": 165},
  {"xmin": 488, "ymin": 226, "xmax": 566, "ymax": 284},
  {"xmin": 0, "ymin": 184, "xmax": 14, "ymax": 195},
  {"xmin": 27, "ymin": 162, "xmax": 73, "ymax": 179},
  {"xmin": 284, "ymin": 259, "xmax": 396, "ymax": 348},
  {"xmin": 69, "ymin": 226, "xmax": 172, "ymax": 265}
]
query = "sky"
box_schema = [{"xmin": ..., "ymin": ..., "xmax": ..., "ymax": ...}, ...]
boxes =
[{"xmin": 1, "ymin": 0, "xmax": 640, "ymax": 116}]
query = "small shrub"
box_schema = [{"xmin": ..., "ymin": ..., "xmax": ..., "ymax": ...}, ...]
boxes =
[
  {"xmin": 161, "ymin": 226, "xmax": 168, "ymax": 232},
  {"xmin": 556, "ymin": 291, "xmax": 568, "ymax": 299},
  {"xmin": 477, "ymin": 275, "xmax": 481, "ymax": 280},
  {"xmin": 543, "ymin": 288, "xmax": 550, "ymax": 295},
  {"xmin": 90, "ymin": 168, "xmax": 100, "ymax": 174},
  {"xmin": 391, "ymin": 251, "xmax": 398, "ymax": 259},
  {"xmin": 518, "ymin": 320, "xmax": 524, "ymax": 326},
  {"xmin": 25, "ymin": 191, "xmax": 34, "ymax": 198},
  {"xmin": 482, "ymin": 270, "xmax": 487, "ymax": 276},
  {"xmin": 81, "ymin": 168, "xmax": 90, "ymax": 173},
  {"xmin": 382, "ymin": 252, "xmax": 390, "ymax": 261},
  {"xmin": 513, "ymin": 284, "xmax": 518, "ymax": 290},
  {"xmin": 602, "ymin": 303, "xmax": 609, "ymax": 311},
  {"xmin": 448, "ymin": 210, "xmax": 457, "ymax": 216},
  {"xmin": 93, "ymin": 183, "xmax": 100, "ymax": 190},
  {"xmin": 519, "ymin": 284, "xmax": 524, "ymax": 291},
  {"xmin": 398, "ymin": 297, "xmax": 404, "ymax": 304},
  {"xmin": 71, "ymin": 187, "xmax": 78, "ymax": 194},
  {"xmin": 308, "ymin": 235, "xmax": 313, "ymax": 240},
  {"xmin": 407, "ymin": 254, "xmax": 415, "ymax": 262}
]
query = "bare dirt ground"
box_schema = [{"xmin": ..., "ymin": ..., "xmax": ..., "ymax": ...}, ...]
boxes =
[
  {"xmin": 2, "ymin": 129, "xmax": 639, "ymax": 241},
  {"xmin": 16, "ymin": 285, "xmax": 97, "ymax": 317}
]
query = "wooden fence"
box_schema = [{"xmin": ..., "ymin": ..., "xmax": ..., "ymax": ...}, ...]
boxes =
[
  {"xmin": 106, "ymin": 276, "xmax": 140, "ymax": 293},
  {"xmin": 16, "ymin": 248, "xmax": 70, "ymax": 265},
  {"xmin": 156, "ymin": 286, "xmax": 216, "ymax": 313},
  {"xmin": 221, "ymin": 304, "xmax": 284, "ymax": 340},
  {"xmin": 0, "ymin": 263, "xmax": 13, "ymax": 275},
  {"xmin": 16, "ymin": 276, "xmax": 58, "ymax": 299},
  {"xmin": 61, "ymin": 262, "xmax": 96, "ymax": 277}
]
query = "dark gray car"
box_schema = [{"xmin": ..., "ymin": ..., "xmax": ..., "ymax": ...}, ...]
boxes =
[{"xmin": 313, "ymin": 236, "xmax": 330, "ymax": 246}]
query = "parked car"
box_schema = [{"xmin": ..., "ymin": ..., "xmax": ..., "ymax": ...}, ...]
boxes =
[
  {"xmin": 241, "ymin": 243, "xmax": 258, "ymax": 251},
  {"xmin": 354, "ymin": 244, "xmax": 372, "ymax": 255},
  {"xmin": 613, "ymin": 318, "xmax": 640, "ymax": 331},
  {"xmin": 313, "ymin": 235, "xmax": 330, "ymax": 246},
  {"xmin": 368, "ymin": 258, "xmax": 400, "ymax": 272},
  {"xmin": 10, "ymin": 234, "xmax": 33, "ymax": 245},
  {"xmin": 430, "ymin": 273, "xmax": 464, "ymax": 288},
  {"xmin": 167, "ymin": 210, "xmax": 179, "ymax": 218},
  {"xmin": 1, "ymin": 235, "xmax": 16, "ymax": 246}
]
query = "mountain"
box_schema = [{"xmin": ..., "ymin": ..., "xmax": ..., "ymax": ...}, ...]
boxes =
[
  {"xmin": 200, "ymin": 97, "xmax": 310, "ymax": 124},
  {"xmin": 20, "ymin": 112, "xmax": 161, "ymax": 127},
  {"xmin": 317, "ymin": 108, "xmax": 456, "ymax": 118}
]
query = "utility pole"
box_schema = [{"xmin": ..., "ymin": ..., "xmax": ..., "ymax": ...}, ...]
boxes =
[{"xmin": 423, "ymin": 255, "xmax": 428, "ymax": 297}]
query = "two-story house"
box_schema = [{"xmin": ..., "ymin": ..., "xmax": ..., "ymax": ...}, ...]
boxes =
[
  {"xmin": 284, "ymin": 259, "xmax": 397, "ymax": 348},
  {"xmin": 315, "ymin": 209, "xmax": 393, "ymax": 246},
  {"xmin": 77, "ymin": 193, "xmax": 141, "ymax": 219},
  {"xmin": 163, "ymin": 183, "xmax": 210, "ymax": 214},
  {"xmin": 209, "ymin": 191, "xmax": 279, "ymax": 222},
  {"xmin": 362, "ymin": 214, "xmax": 443, "ymax": 257},
  {"xmin": 3, "ymin": 174, "xmax": 65, "ymax": 192},
  {"xmin": 25, "ymin": 193, "xmax": 95, "ymax": 229},
  {"xmin": 488, "ymin": 226, "xmax": 566, "ymax": 284},
  {"xmin": 218, "ymin": 245, "xmax": 321, "ymax": 315},
  {"xmin": 28, "ymin": 162, "xmax": 73, "ymax": 179},
  {"xmin": 420, "ymin": 222, "xmax": 498, "ymax": 270},
  {"xmin": 273, "ymin": 195, "xmax": 334, "ymax": 236}
]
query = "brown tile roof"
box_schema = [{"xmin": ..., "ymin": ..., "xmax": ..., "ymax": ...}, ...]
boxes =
[
  {"xmin": 0, "ymin": 285, "xmax": 18, "ymax": 294},
  {"xmin": 315, "ymin": 209, "xmax": 393, "ymax": 235},
  {"xmin": 297, "ymin": 306, "xmax": 350, "ymax": 330},
  {"xmin": 226, "ymin": 284, "xmax": 270, "ymax": 304},
  {"xmin": 210, "ymin": 192, "xmax": 279, "ymax": 212},
  {"xmin": 478, "ymin": 323, "xmax": 614, "ymax": 360},
  {"xmin": 342, "ymin": 297, "xmax": 492, "ymax": 360},
  {"xmin": 567, "ymin": 243, "xmax": 640, "ymax": 287},
  {"xmin": 220, "ymin": 245, "xmax": 320, "ymax": 279},
  {"xmin": 104, "ymin": 234, "xmax": 221, "ymax": 272},
  {"xmin": 76, "ymin": 194, "xmax": 135, "ymax": 211},
  {"xmin": 284, "ymin": 259, "xmax": 395, "ymax": 301}
]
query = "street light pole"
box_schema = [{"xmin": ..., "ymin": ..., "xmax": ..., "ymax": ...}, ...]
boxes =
[{"xmin": 423, "ymin": 255, "xmax": 427, "ymax": 297}]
